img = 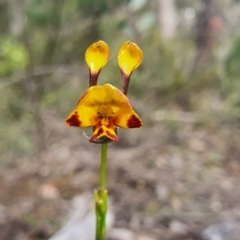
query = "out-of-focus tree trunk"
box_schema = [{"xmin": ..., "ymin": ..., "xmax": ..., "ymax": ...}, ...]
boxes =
[
  {"xmin": 9, "ymin": 0, "xmax": 24, "ymax": 36},
  {"xmin": 0, "ymin": 0, "xmax": 9, "ymax": 35},
  {"xmin": 191, "ymin": 0, "xmax": 224, "ymax": 75},
  {"xmin": 22, "ymin": 23, "xmax": 47, "ymax": 156},
  {"xmin": 35, "ymin": 0, "xmax": 65, "ymax": 107},
  {"xmin": 157, "ymin": 0, "xmax": 177, "ymax": 40},
  {"xmin": 41, "ymin": 0, "xmax": 65, "ymax": 65}
]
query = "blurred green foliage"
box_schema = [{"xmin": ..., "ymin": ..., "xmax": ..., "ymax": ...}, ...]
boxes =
[
  {"xmin": 0, "ymin": 39, "xmax": 28, "ymax": 76},
  {"xmin": 226, "ymin": 38, "xmax": 240, "ymax": 79}
]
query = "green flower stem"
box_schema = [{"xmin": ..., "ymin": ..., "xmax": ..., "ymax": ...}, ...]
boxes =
[
  {"xmin": 100, "ymin": 143, "xmax": 108, "ymax": 190},
  {"xmin": 95, "ymin": 143, "xmax": 108, "ymax": 240}
]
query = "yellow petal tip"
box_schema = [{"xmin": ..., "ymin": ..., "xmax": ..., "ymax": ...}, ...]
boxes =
[
  {"xmin": 118, "ymin": 41, "xmax": 143, "ymax": 76},
  {"xmin": 85, "ymin": 40, "xmax": 110, "ymax": 74}
]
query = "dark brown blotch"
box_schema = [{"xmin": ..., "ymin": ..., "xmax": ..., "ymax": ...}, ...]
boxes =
[
  {"xmin": 66, "ymin": 111, "xmax": 81, "ymax": 127},
  {"xmin": 97, "ymin": 127, "xmax": 104, "ymax": 135},
  {"xmin": 127, "ymin": 114, "xmax": 142, "ymax": 128}
]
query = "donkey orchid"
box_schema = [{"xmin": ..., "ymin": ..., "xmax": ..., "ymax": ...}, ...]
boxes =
[{"xmin": 66, "ymin": 40, "xmax": 143, "ymax": 143}]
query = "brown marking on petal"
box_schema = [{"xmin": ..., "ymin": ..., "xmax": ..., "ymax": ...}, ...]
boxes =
[
  {"xmin": 106, "ymin": 121, "xmax": 113, "ymax": 128},
  {"xmin": 127, "ymin": 114, "xmax": 142, "ymax": 128},
  {"xmin": 120, "ymin": 69, "xmax": 131, "ymax": 95},
  {"xmin": 89, "ymin": 69, "xmax": 100, "ymax": 87},
  {"xmin": 97, "ymin": 127, "xmax": 104, "ymax": 136},
  {"xmin": 66, "ymin": 111, "xmax": 81, "ymax": 127},
  {"xmin": 106, "ymin": 130, "xmax": 118, "ymax": 142},
  {"xmin": 90, "ymin": 127, "xmax": 104, "ymax": 142}
]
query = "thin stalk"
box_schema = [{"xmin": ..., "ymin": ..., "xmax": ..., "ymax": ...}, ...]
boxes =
[
  {"xmin": 100, "ymin": 143, "xmax": 108, "ymax": 190},
  {"xmin": 95, "ymin": 143, "xmax": 108, "ymax": 240}
]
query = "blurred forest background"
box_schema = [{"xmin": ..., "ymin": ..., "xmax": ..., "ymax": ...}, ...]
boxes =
[{"xmin": 1, "ymin": 0, "xmax": 240, "ymax": 239}]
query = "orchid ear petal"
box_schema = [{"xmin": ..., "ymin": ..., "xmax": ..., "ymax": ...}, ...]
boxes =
[
  {"xmin": 85, "ymin": 40, "xmax": 110, "ymax": 86},
  {"xmin": 118, "ymin": 41, "xmax": 143, "ymax": 94},
  {"xmin": 112, "ymin": 108, "xmax": 143, "ymax": 129}
]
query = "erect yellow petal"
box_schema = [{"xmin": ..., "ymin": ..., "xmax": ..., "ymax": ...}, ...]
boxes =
[
  {"xmin": 85, "ymin": 40, "xmax": 110, "ymax": 86},
  {"xmin": 112, "ymin": 108, "xmax": 143, "ymax": 129},
  {"xmin": 85, "ymin": 40, "xmax": 110, "ymax": 73},
  {"xmin": 118, "ymin": 40, "xmax": 143, "ymax": 76},
  {"xmin": 118, "ymin": 41, "xmax": 143, "ymax": 94},
  {"xmin": 90, "ymin": 123, "xmax": 118, "ymax": 142}
]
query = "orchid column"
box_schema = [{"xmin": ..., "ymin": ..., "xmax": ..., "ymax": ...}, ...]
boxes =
[{"xmin": 65, "ymin": 40, "xmax": 143, "ymax": 240}]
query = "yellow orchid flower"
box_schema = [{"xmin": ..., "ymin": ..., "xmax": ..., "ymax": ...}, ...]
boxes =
[
  {"xmin": 66, "ymin": 84, "xmax": 142, "ymax": 142},
  {"xmin": 118, "ymin": 41, "xmax": 143, "ymax": 94},
  {"xmin": 85, "ymin": 40, "xmax": 110, "ymax": 86}
]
